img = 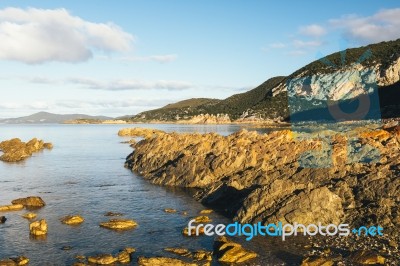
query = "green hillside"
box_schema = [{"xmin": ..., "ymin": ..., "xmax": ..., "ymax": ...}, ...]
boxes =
[{"xmin": 128, "ymin": 38, "xmax": 400, "ymax": 122}]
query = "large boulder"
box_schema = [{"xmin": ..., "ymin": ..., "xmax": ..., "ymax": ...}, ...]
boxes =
[
  {"xmin": 12, "ymin": 196, "xmax": 46, "ymax": 208},
  {"xmin": 29, "ymin": 219, "xmax": 48, "ymax": 236},
  {"xmin": 60, "ymin": 215, "xmax": 84, "ymax": 225}
]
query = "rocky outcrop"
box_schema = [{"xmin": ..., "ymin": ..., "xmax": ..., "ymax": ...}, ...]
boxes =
[
  {"xmin": 177, "ymin": 113, "xmax": 231, "ymax": 124},
  {"xmin": 124, "ymin": 127, "xmax": 400, "ymax": 233},
  {"xmin": 30, "ymin": 219, "xmax": 48, "ymax": 236},
  {"xmin": 87, "ymin": 254, "xmax": 117, "ymax": 265},
  {"xmin": 0, "ymin": 138, "xmax": 52, "ymax": 162},
  {"xmin": 0, "ymin": 204, "xmax": 24, "ymax": 212},
  {"xmin": 22, "ymin": 213, "xmax": 37, "ymax": 220},
  {"xmin": 118, "ymin": 128, "xmax": 164, "ymax": 138},
  {"xmin": 213, "ymin": 236, "xmax": 257, "ymax": 263},
  {"xmin": 77, "ymin": 248, "xmax": 135, "ymax": 265},
  {"xmin": 0, "ymin": 256, "xmax": 29, "ymax": 266},
  {"xmin": 99, "ymin": 219, "xmax": 138, "ymax": 230},
  {"xmin": 60, "ymin": 215, "xmax": 84, "ymax": 225},
  {"xmin": 138, "ymin": 257, "xmax": 197, "ymax": 266},
  {"xmin": 272, "ymin": 55, "xmax": 400, "ymax": 98},
  {"xmin": 12, "ymin": 196, "xmax": 46, "ymax": 208}
]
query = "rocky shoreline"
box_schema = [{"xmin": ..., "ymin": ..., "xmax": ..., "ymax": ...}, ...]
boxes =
[
  {"xmin": 0, "ymin": 138, "xmax": 53, "ymax": 162},
  {"xmin": 1, "ymin": 195, "xmax": 257, "ymax": 265},
  {"xmin": 121, "ymin": 125, "xmax": 400, "ymax": 264}
]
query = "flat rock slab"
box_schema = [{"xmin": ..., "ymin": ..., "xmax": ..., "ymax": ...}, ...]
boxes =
[{"xmin": 99, "ymin": 219, "xmax": 138, "ymax": 230}]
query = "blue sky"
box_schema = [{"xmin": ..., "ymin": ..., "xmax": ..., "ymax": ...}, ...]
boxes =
[{"xmin": 0, "ymin": 0, "xmax": 399, "ymax": 118}]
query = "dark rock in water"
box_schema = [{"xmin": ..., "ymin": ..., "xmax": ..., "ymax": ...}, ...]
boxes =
[
  {"xmin": 12, "ymin": 196, "xmax": 46, "ymax": 208},
  {"xmin": 104, "ymin": 211, "xmax": 124, "ymax": 217},
  {"xmin": 0, "ymin": 216, "xmax": 6, "ymax": 223}
]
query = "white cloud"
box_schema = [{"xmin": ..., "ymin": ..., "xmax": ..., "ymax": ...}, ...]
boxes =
[
  {"xmin": 269, "ymin": 42, "xmax": 287, "ymax": 49},
  {"xmin": 330, "ymin": 8, "xmax": 400, "ymax": 43},
  {"xmin": 293, "ymin": 39, "xmax": 323, "ymax": 48},
  {"xmin": 67, "ymin": 77, "xmax": 193, "ymax": 91},
  {"xmin": 0, "ymin": 7, "xmax": 133, "ymax": 64},
  {"xmin": 114, "ymin": 54, "xmax": 178, "ymax": 63},
  {"xmin": 285, "ymin": 50, "xmax": 306, "ymax": 56},
  {"xmin": 299, "ymin": 24, "xmax": 327, "ymax": 37}
]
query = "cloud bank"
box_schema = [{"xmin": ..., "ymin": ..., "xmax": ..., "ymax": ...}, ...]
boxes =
[
  {"xmin": 330, "ymin": 8, "xmax": 400, "ymax": 44},
  {"xmin": 0, "ymin": 7, "xmax": 133, "ymax": 64}
]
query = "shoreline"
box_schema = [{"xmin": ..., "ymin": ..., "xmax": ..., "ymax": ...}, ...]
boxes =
[{"xmin": 121, "ymin": 125, "xmax": 400, "ymax": 264}]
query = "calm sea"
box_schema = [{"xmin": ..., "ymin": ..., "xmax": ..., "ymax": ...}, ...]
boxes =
[{"xmin": 0, "ymin": 124, "xmax": 302, "ymax": 265}]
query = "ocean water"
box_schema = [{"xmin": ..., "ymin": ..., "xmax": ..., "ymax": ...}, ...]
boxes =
[{"xmin": 0, "ymin": 124, "xmax": 303, "ymax": 266}]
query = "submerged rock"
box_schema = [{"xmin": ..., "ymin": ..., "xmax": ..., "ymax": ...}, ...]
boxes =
[
  {"xmin": 213, "ymin": 236, "xmax": 257, "ymax": 263},
  {"xmin": 87, "ymin": 254, "xmax": 117, "ymax": 265},
  {"xmin": 193, "ymin": 216, "xmax": 212, "ymax": 223},
  {"xmin": 12, "ymin": 196, "xmax": 46, "ymax": 208},
  {"xmin": 29, "ymin": 219, "xmax": 48, "ymax": 236},
  {"xmin": 0, "ymin": 256, "xmax": 29, "ymax": 266},
  {"xmin": 104, "ymin": 211, "xmax": 124, "ymax": 217},
  {"xmin": 199, "ymin": 209, "xmax": 213, "ymax": 214},
  {"xmin": 22, "ymin": 213, "xmax": 37, "ymax": 219},
  {"xmin": 117, "ymin": 247, "xmax": 136, "ymax": 263},
  {"xmin": 60, "ymin": 215, "xmax": 84, "ymax": 225},
  {"xmin": 85, "ymin": 248, "xmax": 135, "ymax": 265},
  {"xmin": 138, "ymin": 257, "xmax": 197, "ymax": 266},
  {"xmin": 164, "ymin": 208, "xmax": 177, "ymax": 213},
  {"xmin": 0, "ymin": 138, "xmax": 52, "ymax": 162},
  {"xmin": 0, "ymin": 204, "xmax": 24, "ymax": 212},
  {"xmin": 99, "ymin": 219, "xmax": 138, "ymax": 230},
  {"xmin": 164, "ymin": 247, "xmax": 191, "ymax": 256},
  {"xmin": 182, "ymin": 226, "xmax": 204, "ymax": 237}
]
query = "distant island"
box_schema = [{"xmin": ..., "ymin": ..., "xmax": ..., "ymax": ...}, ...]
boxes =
[{"xmin": 0, "ymin": 112, "xmax": 125, "ymax": 124}]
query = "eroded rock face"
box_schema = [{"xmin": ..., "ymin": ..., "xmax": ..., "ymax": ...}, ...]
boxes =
[
  {"xmin": 124, "ymin": 127, "xmax": 400, "ymax": 234},
  {"xmin": 0, "ymin": 138, "xmax": 52, "ymax": 162}
]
